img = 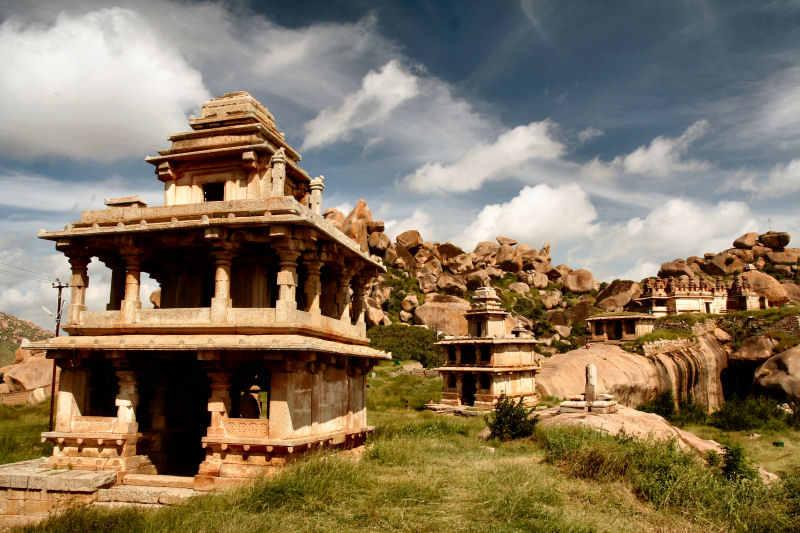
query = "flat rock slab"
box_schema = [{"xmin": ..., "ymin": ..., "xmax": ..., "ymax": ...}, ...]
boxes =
[
  {"xmin": 97, "ymin": 485, "xmax": 197, "ymax": 505},
  {"xmin": 0, "ymin": 458, "xmax": 116, "ymax": 492},
  {"xmin": 123, "ymin": 474, "xmax": 194, "ymax": 489}
]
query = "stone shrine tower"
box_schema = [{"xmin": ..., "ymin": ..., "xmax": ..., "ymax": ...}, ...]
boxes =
[
  {"xmin": 29, "ymin": 92, "xmax": 389, "ymax": 487},
  {"xmin": 435, "ymin": 287, "xmax": 542, "ymax": 408}
]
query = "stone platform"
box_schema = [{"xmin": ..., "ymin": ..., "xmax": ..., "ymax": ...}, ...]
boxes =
[{"xmin": 0, "ymin": 459, "xmax": 242, "ymax": 526}]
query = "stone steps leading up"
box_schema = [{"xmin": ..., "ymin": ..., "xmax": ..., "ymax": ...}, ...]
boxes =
[
  {"xmin": 97, "ymin": 485, "xmax": 197, "ymax": 506},
  {"xmin": 123, "ymin": 474, "xmax": 195, "ymax": 489}
]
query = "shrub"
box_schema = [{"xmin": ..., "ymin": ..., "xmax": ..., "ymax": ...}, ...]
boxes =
[
  {"xmin": 709, "ymin": 395, "xmax": 788, "ymax": 431},
  {"xmin": 485, "ymin": 393, "xmax": 539, "ymax": 440},
  {"xmin": 637, "ymin": 390, "xmax": 676, "ymax": 420},
  {"xmin": 368, "ymin": 324, "xmax": 441, "ymax": 368},
  {"xmin": 671, "ymin": 397, "xmax": 707, "ymax": 426},
  {"xmin": 720, "ymin": 441, "xmax": 759, "ymax": 481}
]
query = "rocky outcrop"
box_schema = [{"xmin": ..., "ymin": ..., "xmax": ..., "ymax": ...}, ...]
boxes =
[
  {"xmin": 595, "ymin": 280, "xmax": 640, "ymax": 312},
  {"xmin": 733, "ymin": 232, "xmax": 759, "ymax": 249},
  {"xmin": 537, "ymin": 334, "xmax": 728, "ymax": 410},
  {"xmin": 413, "ymin": 294, "xmax": 470, "ymax": 336},
  {"xmin": 754, "ymin": 346, "xmax": 800, "ymax": 402},
  {"xmin": 1, "ymin": 354, "xmax": 55, "ymax": 392},
  {"xmin": 758, "ymin": 232, "xmax": 790, "ymax": 250},
  {"xmin": 730, "ymin": 336, "xmax": 777, "ymax": 363},
  {"xmin": 742, "ymin": 270, "xmax": 789, "ymax": 306},
  {"xmin": 563, "ymin": 269, "xmax": 595, "ymax": 294},
  {"xmin": 341, "ymin": 200, "xmax": 372, "ymax": 252}
]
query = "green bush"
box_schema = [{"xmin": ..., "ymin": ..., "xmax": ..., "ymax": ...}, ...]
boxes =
[
  {"xmin": 720, "ymin": 441, "xmax": 759, "ymax": 481},
  {"xmin": 709, "ymin": 396, "xmax": 788, "ymax": 431},
  {"xmin": 637, "ymin": 390, "xmax": 677, "ymax": 420},
  {"xmin": 367, "ymin": 324, "xmax": 441, "ymax": 368},
  {"xmin": 637, "ymin": 390, "xmax": 708, "ymax": 427},
  {"xmin": 485, "ymin": 393, "xmax": 538, "ymax": 441}
]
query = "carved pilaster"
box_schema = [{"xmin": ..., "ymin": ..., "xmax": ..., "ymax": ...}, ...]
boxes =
[{"xmin": 270, "ymin": 147, "xmax": 286, "ymax": 197}]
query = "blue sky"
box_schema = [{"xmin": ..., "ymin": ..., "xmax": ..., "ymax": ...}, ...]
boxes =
[{"xmin": 1, "ymin": 0, "xmax": 800, "ymax": 328}]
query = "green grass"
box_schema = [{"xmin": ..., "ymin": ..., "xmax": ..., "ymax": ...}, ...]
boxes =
[
  {"xmin": 0, "ymin": 401, "xmax": 53, "ymax": 464},
  {"xmin": 7, "ymin": 363, "xmax": 800, "ymax": 532}
]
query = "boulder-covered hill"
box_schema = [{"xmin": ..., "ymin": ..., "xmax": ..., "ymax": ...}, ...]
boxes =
[
  {"xmin": 0, "ymin": 311, "xmax": 53, "ymax": 367},
  {"xmin": 331, "ymin": 201, "xmax": 800, "ymax": 360}
]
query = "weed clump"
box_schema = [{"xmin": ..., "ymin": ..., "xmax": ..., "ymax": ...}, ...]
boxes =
[{"xmin": 485, "ymin": 394, "xmax": 539, "ymax": 440}]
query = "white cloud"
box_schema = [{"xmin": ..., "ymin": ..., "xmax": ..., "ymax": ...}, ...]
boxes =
[
  {"xmin": 453, "ymin": 183, "xmax": 599, "ymax": 250},
  {"xmin": 384, "ymin": 208, "xmax": 434, "ymax": 241},
  {"xmin": 760, "ymin": 158, "xmax": 800, "ymax": 197},
  {"xmin": 578, "ymin": 126, "xmax": 604, "ymax": 142},
  {"xmin": 581, "ymin": 120, "xmax": 711, "ymax": 180},
  {"xmin": 0, "ymin": 173, "xmax": 162, "ymax": 213},
  {"xmin": 0, "ymin": 7, "xmax": 210, "ymax": 161},
  {"xmin": 405, "ymin": 121, "xmax": 564, "ymax": 193},
  {"xmin": 302, "ymin": 61, "xmax": 420, "ymax": 150},
  {"xmin": 580, "ymin": 198, "xmax": 758, "ymax": 280}
]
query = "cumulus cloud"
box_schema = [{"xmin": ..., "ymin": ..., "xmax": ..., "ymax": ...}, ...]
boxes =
[
  {"xmin": 405, "ymin": 122, "xmax": 564, "ymax": 193},
  {"xmin": 384, "ymin": 208, "xmax": 434, "ymax": 241},
  {"xmin": 581, "ymin": 120, "xmax": 711, "ymax": 180},
  {"xmin": 453, "ymin": 183, "xmax": 598, "ymax": 249},
  {"xmin": 760, "ymin": 158, "xmax": 800, "ymax": 197},
  {"xmin": 0, "ymin": 7, "xmax": 210, "ymax": 161},
  {"xmin": 580, "ymin": 198, "xmax": 758, "ymax": 280},
  {"xmin": 302, "ymin": 61, "xmax": 420, "ymax": 150}
]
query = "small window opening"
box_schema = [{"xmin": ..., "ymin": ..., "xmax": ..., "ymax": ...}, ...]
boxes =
[
  {"xmin": 203, "ymin": 182, "xmax": 225, "ymax": 202},
  {"xmin": 480, "ymin": 345, "xmax": 491, "ymax": 363}
]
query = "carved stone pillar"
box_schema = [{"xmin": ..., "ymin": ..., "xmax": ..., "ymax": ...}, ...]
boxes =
[
  {"xmin": 351, "ymin": 276, "xmax": 367, "ymax": 325},
  {"xmin": 336, "ymin": 270, "xmax": 353, "ymax": 323},
  {"xmin": 275, "ymin": 248, "xmax": 300, "ymax": 313},
  {"xmin": 206, "ymin": 371, "xmax": 231, "ymax": 437},
  {"xmin": 456, "ymin": 374, "xmax": 463, "ymax": 406},
  {"xmin": 120, "ymin": 253, "xmax": 142, "ymax": 322},
  {"xmin": 270, "ymin": 147, "xmax": 286, "ymax": 197},
  {"xmin": 67, "ymin": 256, "xmax": 90, "ymax": 325},
  {"xmin": 308, "ymin": 175, "xmax": 325, "ymax": 215},
  {"xmin": 210, "ymin": 245, "xmax": 234, "ymax": 322},
  {"xmin": 113, "ymin": 367, "xmax": 139, "ymax": 434},
  {"xmin": 455, "ymin": 346, "xmax": 462, "ymax": 365},
  {"xmin": 304, "ymin": 258, "xmax": 323, "ymax": 314}
]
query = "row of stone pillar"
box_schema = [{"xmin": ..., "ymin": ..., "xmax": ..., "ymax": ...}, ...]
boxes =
[{"xmin": 64, "ymin": 244, "xmax": 369, "ymax": 326}]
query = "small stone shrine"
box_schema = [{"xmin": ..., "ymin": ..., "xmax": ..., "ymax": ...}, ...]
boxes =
[
  {"xmin": 435, "ymin": 287, "xmax": 542, "ymax": 408},
  {"xmin": 23, "ymin": 92, "xmax": 390, "ymax": 487},
  {"xmin": 558, "ymin": 364, "xmax": 619, "ymax": 414}
]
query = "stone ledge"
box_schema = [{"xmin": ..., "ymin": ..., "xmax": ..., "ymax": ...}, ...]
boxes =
[
  {"xmin": 97, "ymin": 485, "xmax": 197, "ymax": 505},
  {"xmin": 0, "ymin": 458, "xmax": 116, "ymax": 492},
  {"xmin": 123, "ymin": 474, "xmax": 194, "ymax": 489}
]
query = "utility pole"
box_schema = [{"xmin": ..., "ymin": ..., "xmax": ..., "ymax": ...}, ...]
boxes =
[{"xmin": 49, "ymin": 279, "xmax": 68, "ymax": 432}]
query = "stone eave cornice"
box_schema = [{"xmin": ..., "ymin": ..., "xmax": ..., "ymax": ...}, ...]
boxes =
[
  {"xmin": 156, "ymin": 122, "xmax": 303, "ymax": 163},
  {"xmin": 434, "ymin": 365, "xmax": 542, "ymax": 372},
  {"xmin": 435, "ymin": 337, "xmax": 541, "ymax": 345},
  {"xmin": 37, "ymin": 197, "xmax": 385, "ymax": 270},
  {"xmin": 146, "ymin": 141, "xmax": 309, "ymax": 182},
  {"xmin": 28, "ymin": 334, "xmax": 391, "ymax": 360}
]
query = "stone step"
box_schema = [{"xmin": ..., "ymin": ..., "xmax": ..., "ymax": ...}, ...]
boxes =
[
  {"xmin": 123, "ymin": 474, "xmax": 195, "ymax": 489},
  {"xmin": 97, "ymin": 485, "xmax": 197, "ymax": 506}
]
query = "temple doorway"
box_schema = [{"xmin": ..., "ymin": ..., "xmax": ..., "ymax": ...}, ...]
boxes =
[{"xmin": 461, "ymin": 374, "xmax": 476, "ymax": 406}]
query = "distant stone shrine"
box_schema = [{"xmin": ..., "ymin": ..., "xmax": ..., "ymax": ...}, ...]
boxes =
[
  {"xmin": 632, "ymin": 276, "xmax": 760, "ymax": 317},
  {"xmin": 558, "ymin": 364, "xmax": 618, "ymax": 414},
  {"xmin": 27, "ymin": 92, "xmax": 389, "ymax": 487},
  {"xmin": 585, "ymin": 313, "xmax": 655, "ymax": 343},
  {"xmin": 435, "ymin": 287, "xmax": 542, "ymax": 408}
]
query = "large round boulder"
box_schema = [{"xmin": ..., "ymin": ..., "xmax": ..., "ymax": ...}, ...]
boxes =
[
  {"xmin": 368, "ymin": 231, "xmax": 391, "ymax": 254},
  {"xmin": 754, "ymin": 346, "xmax": 800, "ymax": 402},
  {"xmin": 730, "ymin": 336, "xmax": 777, "ymax": 364},
  {"xmin": 658, "ymin": 260, "xmax": 694, "ymax": 278},
  {"xmin": 781, "ymin": 282, "xmax": 800, "ymax": 304},
  {"xmin": 322, "ymin": 207, "xmax": 345, "ymax": 230},
  {"xmin": 733, "ymin": 232, "xmax": 759, "ymax": 249},
  {"xmin": 563, "ymin": 269, "xmax": 595, "ymax": 294},
  {"xmin": 396, "ymin": 230, "xmax": 424, "ymax": 252},
  {"xmin": 758, "ymin": 232, "xmax": 791, "ymax": 250},
  {"xmin": 341, "ymin": 200, "xmax": 373, "ymax": 252},
  {"xmin": 742, "ymin": 270, "xmax": 789, "ymax": 306},
  {"xmin": 2, "ymin": 356, "xmax": 55, "ymax": 392},
  {"xmin": 436, "ymin": 271, "xmax": 467, "ymax": 295},
  {"xmin": 413, "ymin": 294, "xmax": 471, "ymax": 336},
  {"xmin": 595, "ymin": 280, "xmax": 641, "ymax": 312}
]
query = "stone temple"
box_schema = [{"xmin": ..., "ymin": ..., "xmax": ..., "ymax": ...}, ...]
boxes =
[
  {"xmin": 27, "ymin": 92, "xmax": 389, "ymax": 487},
  {"xmin": 435, "ymin": 287, "xmax": 542, "ymax": 408}
]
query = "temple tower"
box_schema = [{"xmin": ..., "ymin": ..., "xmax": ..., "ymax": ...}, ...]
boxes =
[
  {"xmin": 435, "ymin": 287, "xmax": 542, "ymax": 408},
  {"xmin": 30, "ymin": 92, "xmax": 389, "ymax": 487}
]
